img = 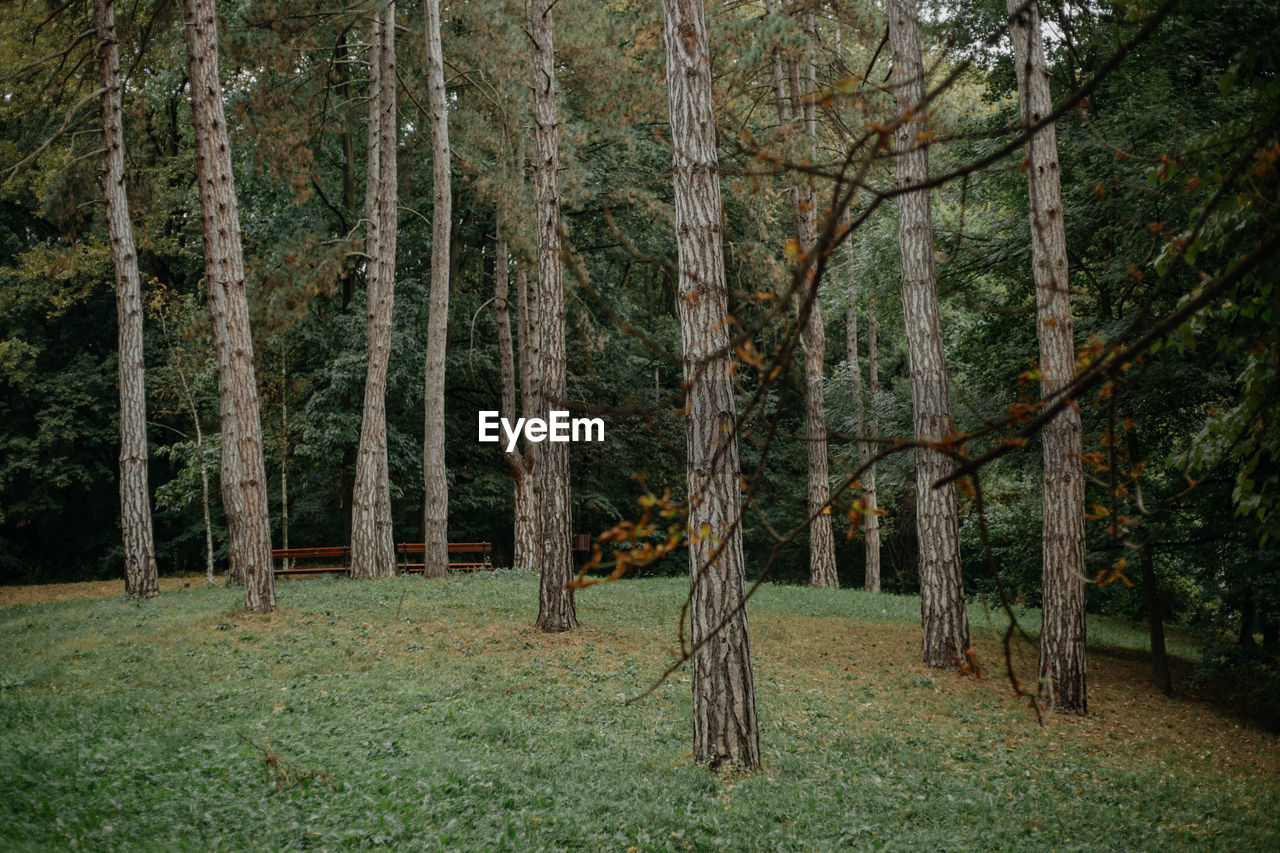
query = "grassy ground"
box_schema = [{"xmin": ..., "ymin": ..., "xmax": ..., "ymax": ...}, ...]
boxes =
[{"xmin": 1, "ymin": 572, "xmax": 1277, "ymax": 851}]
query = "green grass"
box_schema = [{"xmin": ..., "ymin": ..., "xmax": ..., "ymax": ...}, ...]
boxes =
[{"xmin": 1, "ymin": 572, "xmax": 1276, "ymax": 851}]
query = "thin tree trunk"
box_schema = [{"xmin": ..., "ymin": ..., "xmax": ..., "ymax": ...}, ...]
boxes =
[
  {"xmin": 161, "ymin": 310, "xmax": 216, "ymax": 585},
  {"xmin": 1140, "ymin": 531, "xmax": 1172, "ymax": 694},
  {"xmin": 96, "ymin": 0, "xmax": 159, "ymax": 600},
  {"xmin": 279, "ymin": 355, "xmax": 289, "ymax": 572},
  {"xmin": 662, "ymin": 0, "xmax": 761, "ymax": 770},
  {"xmin": 1125, "ymin": 430, "xmax": 1169, "ymax": 694},
  {"xmin": 182, "ymin": 0, "xmax": 275, "ymax": 612},
  {"xmin": 888, "ymin": 0, "xmax": 968, "ymax": 667},
  {"xmin": 765, "ymin": 0, "xmax": 837, "ymax": 588},
  {"xmin": 495, "ymin": 201, "xmax": 537, "ymax": 568},
  {"xmin": 531, "ymin": 0, "xmax": 577, "ymax": 631},
  {"xmin": 848, "ymin": 298, "xmax": 881, "ymax": 592},
  {"xmin": 420, "ymin": 0, "xmax": 452, "ymax": 579},
  {"xmin": 866, "ymin": 295, "xmax": 882, "ymax": 590},
  {"xmin": 194, "ymin": 403, "xmax": 215, "ymax": 586},
  {"xmin": 1008, "ymin": 0, "xmax": 1087, "ymax": 714},
  {"xmin": 514, "ymin": 262, "xmax": 539, "ymax": 569},
  {"xmin": 351, "ymin": 3, "xmax": 398, "ymax": 580}
]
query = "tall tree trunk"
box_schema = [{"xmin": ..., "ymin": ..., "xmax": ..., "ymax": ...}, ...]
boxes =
[
  {"xmin": 495, "ymin": 202, "xmax": 537, "ymax": 568},
  {"xmin": 351, "ymin": 2, "xmax": 398, "ymax": 580},
  {"xmin": 797, "ymin": 11, "xmax": 837, "ymax": 588},
  {"xmin": 96, "ymin": 0, "xmax": 159, "ymax": 600},
  {"xmin": 530, "ymin": 0, "xmax": 577, "ymax": 631},
  {"xmin": 182, "ymin": 0, "xmax": 275, "ymax": 612},
  {"xmin": 662, "ymin": 0, "xmax": 761, "ymax": 770},
  {"xmin": 847, "ymin": 298, "xmax": 881, "ymax": 592},
  {"xmin": 888, "ymin": 0, "xmax": 968, "ymax": 667},
  {"xmin": 1008, "ymin": 0, "xmax": 1088, "ymax": 714},
  {"xmin": 765, "ymin": 0, "xmax": 837, "ymax": 588},
  {"xmin": 421, "ymin": 0, "xmax": 452, "ymax": 579}
]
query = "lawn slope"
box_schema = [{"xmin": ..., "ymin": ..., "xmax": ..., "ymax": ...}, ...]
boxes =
[{"xmin": 1, "ymin": 572, "xmax": 1277, "ymax": 851}]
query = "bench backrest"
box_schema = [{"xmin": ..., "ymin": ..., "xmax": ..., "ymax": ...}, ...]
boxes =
[
  {"xmin": 271, "ymin": 546, "xmax": 349, "ymax": 560},
  {"xmin": 395, "ymin": 542, "xmax": 491, "ymax": 555}
]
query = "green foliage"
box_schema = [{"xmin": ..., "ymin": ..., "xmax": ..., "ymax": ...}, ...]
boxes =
[{"xmin": 0, "ymin": 0, "xmax": 1276, "ymax": 706}]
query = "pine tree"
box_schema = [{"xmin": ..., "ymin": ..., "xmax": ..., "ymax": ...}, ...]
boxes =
[
  {"xmin": 662, "ymin": 0, "xmax": 761, "ymax": 769},
  {"xmin": 1007, "ymin": 0, "xmax": 1087, "ymax": 712},
  {"xmin": 530, "ymin": 0, "xmax": 577, "ymax": 631},
  {"xmin": 181, "ymin": 0, "xmax": 275, "ymax": 612},
  {"xmin": 847, "ymin": 297, "xmax": 881, "ymax": 592},
  {"xmin": 421, "ymin": 0, "xmax": 452, "ymax": 579},
  {"xmin": 888, "ymin": 0, "xmax": 968, "ymax": 666},
  {"xmin": 95, "ymin": 0, "xmax": 159, "ymax": 600},
  {"xmin": 765, "ymin": 0, "xmax": 838, "ymax": 588},
  {"xmin": 351, "ymin": 1, "xmax": 398, "ymax": 580}
]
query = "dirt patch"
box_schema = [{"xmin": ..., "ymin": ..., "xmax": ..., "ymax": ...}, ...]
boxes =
[
  {"xmin": 754, "ymin": 613, "xmax": 1280, "ymax": 785},
  {"xmin": 0, "ymin": 575, "xmax": 210, "ymax": 607}
]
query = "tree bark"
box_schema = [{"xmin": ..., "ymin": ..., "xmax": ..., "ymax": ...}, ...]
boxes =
[
  {"xmin": 495, "ymin": 202, "xmax": 537, "ymax": 568},
  {"xmin": 351, "ymin": 2, "xmax": 398, "ymax": 580},
  {"xmin": 765, "ymin": 0, "xmax": 837, "ymax": 588},
  {"xmin": 847, "ymin": 298, "xmax": 881, "ymax": 592},
  {"xmin": 222, "ymin": 395, "xmax": 244, "ymax": 587},
  {"xmin": 888, "ymin": 0, "xmax": 968, "ymax": 667},
  {"xmin": 514, "ymin": 262, "xmax": 539, "ymax": 569},
  {"xmin": 662, "ymin": 0, "xmax": 761, "ymax": 770},
  {"xmin": 96, "ymin": 0, "xmax": 159, "ymax": 600},
  {"xmin": 421, "ymin": 0, "xmax": 452, "ymax": 579},
  {"xmin": 182, "ymin": 0, "xmax": 275, "ymax": 612},
  {"xmin": 531, "ymin": 0, "xmax": 577, "ymax": 631},
  {"xmin": 1008, "ymin": 0, "xmax": 1088, "ymax": 714}
]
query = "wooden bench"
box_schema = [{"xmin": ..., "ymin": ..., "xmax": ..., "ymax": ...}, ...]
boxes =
[
  {"xmin": 396, "ymin": 542, "xmax": 492, "ymax": 573},
  {"xmin": 273, "ymin": 546, "xmax": 350, "ymax": 575},
  {"xmin": 271, "ymin": 543, "xmax": 493, "ymax": 575}
]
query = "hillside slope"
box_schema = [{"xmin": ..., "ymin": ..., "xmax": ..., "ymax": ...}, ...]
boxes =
[{"xmin": 1, "ymin": 573, "xmax": 1277, "ymax": 850}]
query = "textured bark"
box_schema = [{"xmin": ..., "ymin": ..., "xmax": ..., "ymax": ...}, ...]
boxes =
[
  {"xmin": 888, "ymin": 0, "xmax": 968, "ymax": 667},
  {"xmin": 514, "ymin": 263, "xmax": 539, "ymax": 569},
  {"xmin": 96, "ymin": 0, "xmax": 159, "ymax": 600},
  {"xmin": 420, "ymin": 0, "xmax": 451, "ymax": 579},
  {"xmin": 1008, "ymin": 0, "xmax": 1087, "ymax": 714},
  {"xmin": 847, "ymin": 299, "xmax": 881, "ymax": 592},
  {"xmin": 351, "ymin": 3, "xmax": 397, "ymax": 580},
  {"xmin": 765, "ymin": 0, "xmax": 837, "ymax": 588},
  {"xmin": 495, "ymin": 204, "xmax": 537, "ymax": 569},
  {"xmin": 222, "ymin": 402, "xmax": 244, "ymax": 586},
  {"xmin": 182, "ymin": 0, "xmax": 275, "ymax": 612},
  {"xmin": 662, "ymin": 0, "xmax": 761, "ymax": 770},
  {"xmin": 531, "ymin": 0, "xmax": 577, "ymax": 631}
]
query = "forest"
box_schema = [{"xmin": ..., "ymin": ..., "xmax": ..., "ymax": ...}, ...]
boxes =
[{"xmin": 1, "ymin": 0, "xmax": 1279, "ymax": 846}]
